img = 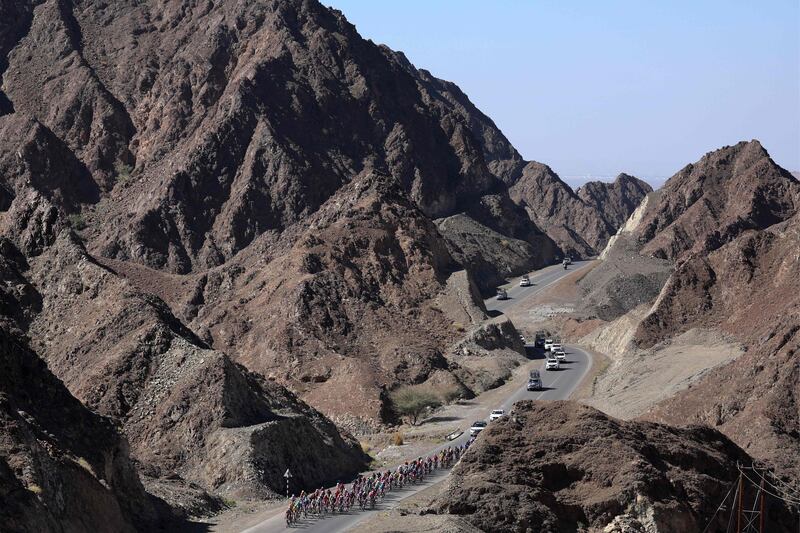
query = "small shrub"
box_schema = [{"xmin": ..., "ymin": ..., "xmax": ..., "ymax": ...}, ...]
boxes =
[
  {"xmin": 28, "ymin": 484, "xmax": 43, "ymax": 495},
  {"xmin": 67, "ymin": 213, "xmax": 87, "ymax": 231},
  {"xmin": 391, "ymin": 432, "xmax": 404, "ymax": 446},
  {"xmin": 500, "ymin": 239, "xmax": 510, "ymax": 248},
  {"xmin": 221, "ymin": 497, "xmax": 237, "ymax": 508},
  {"xmin": 359, "ymin": 441, "xmax": 372, "ymax": 454},
  {"xmin": 453, "ymin": 322, "xmax": 466, "ymax": 333},
  {"xmin": 114, "ymin": 160, "xmax": 133, "ymax": 184}
]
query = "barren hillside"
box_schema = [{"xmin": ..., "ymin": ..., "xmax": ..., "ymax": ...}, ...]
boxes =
[
  {"xmin": 578, "ymin": 140, "xmax": 800, "ymax": 479},
  {"xmin": 509, "ymin": 162, "xmax": 651, "ymax": 257},
  {"xmin": 0, "ymin": 0, "xmax": 558, "ymax": 514}
]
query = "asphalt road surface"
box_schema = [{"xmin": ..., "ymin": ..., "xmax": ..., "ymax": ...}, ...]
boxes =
[
  {"xmin": 486, "ymin": 260, "xmax": 591, "ymax": 314},
  {"xmin": 242, "ymin": 261, "xmax": 593, "ymax": 533}
]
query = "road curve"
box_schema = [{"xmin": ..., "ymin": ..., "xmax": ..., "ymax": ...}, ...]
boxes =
[{"xmin": 242, "ymin": 261, "xmax": 594, "ymax": 533}]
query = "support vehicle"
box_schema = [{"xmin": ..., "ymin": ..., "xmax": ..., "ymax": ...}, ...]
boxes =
[
  {"xmin": 535, "ymin": 332, "xmax": 546, "ymax": 348},
  {"xmin": 527, "ymin": 369, "xmax": 543, "ymax": 390},
  {"xmin": 545, "ymin": 358, "xmax": 560, "ymax": 371},
  {"xmin": 544, "ymin": 339, "xmax": 554, "ymax": 351},
  {"xmin": 520, "ymin": 275, "xmax": 531, "ymax": 287},
  {"xmin": 470, "ymin": 420, "xmax": 488, "ymax": 435},
  {"xmin": 496, "ymin": 288, "xmax": 509, "ymax": 300},
  {"xmin": 554, "ymin": 348, "xmax": 566, "ymax": 361},
  {"xmin": 489, "ymin": 409, "xmax": 505, "ymax": 421}
]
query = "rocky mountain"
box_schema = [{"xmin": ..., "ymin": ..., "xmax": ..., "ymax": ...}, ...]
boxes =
[
  {"xmin": 3, "ymin": 0, "xmax": 758, "ymax": 524},
  {"xmin": 0, "ymin": 223, "xmax": 370, "ymax": 507},
  {"xmin": 509, "ymin": 162, "xmax": 651, "ymax": 258},
  {"xmin": 0, "ymin": 0, "xmax": 563, "ymax": 514},
  {"xmin": 578, "ymin": 140, "xmax": 800, "ymax": 480},
  {"xmin": 433, "ymin": 401, "xmax": 796, "ymax": 533},
  {"xmin": 631, "ymin": 140, "xmax": 797, "ymax": 263},
  {"xmin": 0, "ymin": 328, "xmax": 168, "ymax": 532},
  {"xmin": 577, "ymin": 173, "xmax": 653, "ymax": 229}
]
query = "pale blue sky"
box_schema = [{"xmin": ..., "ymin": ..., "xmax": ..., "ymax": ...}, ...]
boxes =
[{"xmin": 327, "ymin": 1, "xmax": 800, "ymax": 188}]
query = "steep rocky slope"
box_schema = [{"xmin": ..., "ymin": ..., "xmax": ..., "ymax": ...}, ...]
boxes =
[
  {"xmin": 632, "ymin": 140, "xmax": 798, "ymax": 263},
  {"xmin": 0, "ymin": 0, "xmax": 547, "ymax": 413},
  {"xmin": 622, "ymin": 140, "xmax": 799, "ymax": 348},
  {"xmin": 580, "ymin": 141, "xmax": 798, "ymax": 327},
  {"xmin": 1, "ymin": 224, "xmax": 369, "ymax": 506},
  {"xmin": 578, "ymin": 141, "xmax": 800, "ymax": 479},
  {"xmin": 509, "ymin": 162, "xmax": 651, "ymax": 257},
  {"xmin": 0, "ymin": 328, "xmax": 168, "ymax": 532},
  {"xmin": 0, "ymin": 0, "xmax": 550, "ymax": 274},
  {"xmin": 434, "ymin": 401, "xmax": 795, "ymax": 533},
  {"xmin": 0, "ymin": 0, "xmax": 552, "ymax": 512},
  {"xmin": 645, "ymin": 209, "xmax": 800, "ymax": 477}
]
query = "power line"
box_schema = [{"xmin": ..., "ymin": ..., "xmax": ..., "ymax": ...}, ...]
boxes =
[
  {"xmin": 726, "ymin": 475, "xmax": 739, "ymax": 533},
  {"xmin": 738, "ymin": 465, "xmax": 800, "ymax": 507},
  {"xmin": 702, "ymin": 477, "xmax": 738, "ymax": 533},
  {"xmin": 749, "ymin": 463, "xmax": 800, "ymax": 500}
]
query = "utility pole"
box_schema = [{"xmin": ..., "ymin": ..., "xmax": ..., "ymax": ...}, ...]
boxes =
[
  {"xmin": 759, "ymin": 479, "xmax": 765, "ymax": 533},
  {"xmin": 738, "ymin": 473, "xmax": 744, "ymax": 533},
  {"xmin": 284, "ymin": 468, "xmax": 292, "ymax": 499}
]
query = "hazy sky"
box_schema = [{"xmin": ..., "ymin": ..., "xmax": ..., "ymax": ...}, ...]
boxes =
[{"xmin": 328, "ymin": 1, "xmax": 800, "ymax": 188}]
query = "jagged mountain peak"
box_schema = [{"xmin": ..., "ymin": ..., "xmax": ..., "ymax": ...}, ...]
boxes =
[
  {"xmin": 635, "ymin": 139, "xmax": 799, "ymax": 260},
  {"xmin": 509, "ymin": 161, "xmax": 650, "ymax": 257}
]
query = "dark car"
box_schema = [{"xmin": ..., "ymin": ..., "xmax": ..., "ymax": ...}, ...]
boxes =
[
  {"xmin": 470, "ymin": 420, "xmax": 488, "ymax": 436},
  {"xmin": 527, "ymin": 369, "xmax": 543, "ymax": 390}
]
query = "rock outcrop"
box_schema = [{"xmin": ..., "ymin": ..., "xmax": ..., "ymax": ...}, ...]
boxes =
[
  {"xmin": 0, "ymin": 329, "xmax": 167, "ymax": 532},
  {"xmin": 434, "ymin": 401, "xmax": 796, "ymax": 533},
  {"xmin": 632, "ymin": 140, "xmax": 798, "ymax": 262},
  {"xmin": 509, "ymin": 162, "xmax": 651, "ymax": 257},
  {"xmin": 577, "ymin": 173, "xmax": 654, "ymax": 229}
]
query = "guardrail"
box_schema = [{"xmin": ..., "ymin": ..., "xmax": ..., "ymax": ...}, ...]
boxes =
[{"xmin": 446, "ymin": 429, "xmax": 463, "ymax": 441}]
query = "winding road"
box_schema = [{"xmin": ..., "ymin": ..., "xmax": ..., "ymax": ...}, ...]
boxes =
[{"xmin": 241, "ymin": 261, "xmax": 594, "ymax": 533}]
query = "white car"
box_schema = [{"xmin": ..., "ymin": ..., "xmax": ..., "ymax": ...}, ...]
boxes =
[
  {"xmin": 545, "ymin": 358, "xmax": 560, "ymax": 370},
  {"xmin": 489, "ymin": 409, "xmax": 505, "ymax": 421},
  {"xmin": 554, "ymin": 349, "xmax": 566, "ymax": 361},
  {"xmin": 551, "ymin": 343, "xmax": 562, "ymax": 353},
  {"xmin": 470, "ymin": 420, "xmax": 488, "ymax": 435},
  {"xmin": 544, "ymin": 339, "xmax": 554, "ymax": 351},
  {"xmin": 519, "ymin": 275, "xmax": 531, "ymax": 287}
]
